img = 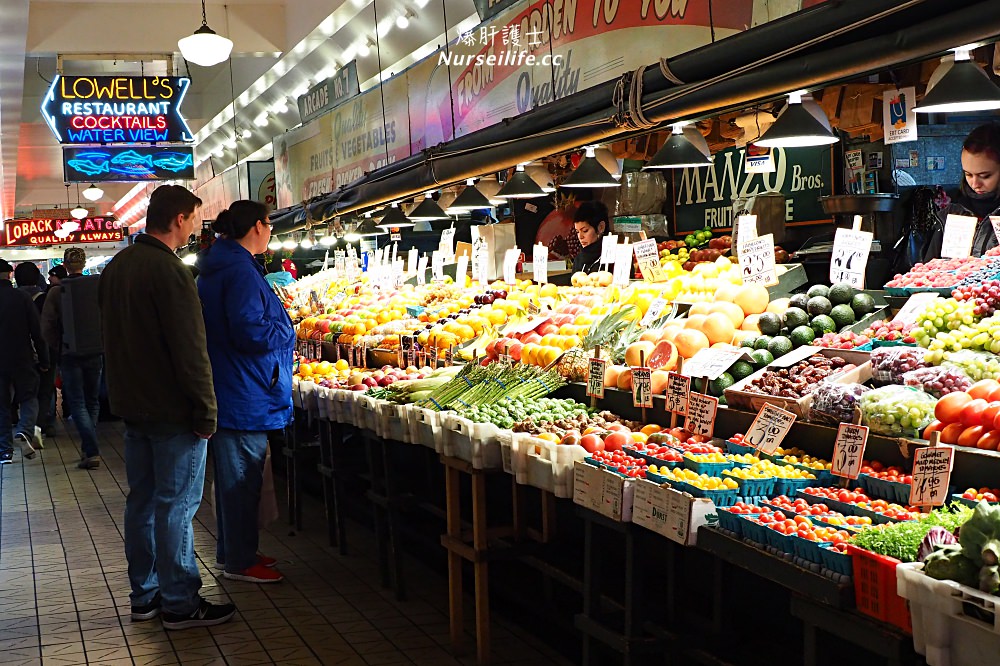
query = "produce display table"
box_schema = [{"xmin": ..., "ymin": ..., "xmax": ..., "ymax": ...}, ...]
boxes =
[
  {"xmin": 364, "ymin": 429, "xmax": 408, "ymax": 600},
  {"xmin": 316, "ymin": 418, "xmax": 348, "ymax": 553}
]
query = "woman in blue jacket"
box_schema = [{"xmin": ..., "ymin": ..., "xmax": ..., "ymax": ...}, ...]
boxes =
[{"xmin": 198, "ymin": 200, "xmax": 294, "ymax": 584}]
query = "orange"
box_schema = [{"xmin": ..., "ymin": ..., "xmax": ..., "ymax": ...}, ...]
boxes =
[
  {"xmin": 701, "ymin": 312, "xmax": 737, "ymax": 346},
  {"xmin": 709, "ymin": 301, "xmax": 745, "ymax": 328},
  {"xmin": 624, "ymin": 341, "xmax": 655, "ymax": 367},
  {"xmin": 733, "ymin": 284, "xmax": 770, "ymax": 316},
  {"xmin": 537, "ymin": 432, "xmax": 561, "ymax": 444},
  {"xmin": 631, "ymin": 432, "xmax": 648, "ymax": 444},
  {"xmin": 674, "ymin": 329, "xmax": 710, "ymax": 359},
  {"xmin": 640, "ymin": 424, "xmax": 663, "ymax": 436}
]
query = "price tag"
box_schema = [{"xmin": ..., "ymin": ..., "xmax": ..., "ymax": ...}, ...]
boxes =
[
  {"xmin": 407, "ymin": 248, "xmax": 418, "ymax": 275},
  {"xmin": 831, "ymin": 423, "xmax": 869, "ymax": 480},
  {"xmin": 359, "ymin": 341, "xmax": 367, "ymax": 369},
  {"xmin": 456, "ymin": 255, "xmax": 469, "ymax": 285},
  {"xmin": 334, "ymin": 255, "xmax": 346, "ymax": 276},
  {"xmin": 633, "ymin": 239, "xmax": 667, "ymax": 283},
  {"xmin": 471, "ymin": 227, "xmax": 490, "ymax": 283},
  {"xmin": 991, "ymin": 216, "xmax": 1000, "ymax": 244},
  {"xmin": 940, "ymin": 214, "xmax": 977, "ymax": 259},
  {"xmin": 631, "ymin": 366, "xmax": 652, "ymax": 408},
  {"xmin": 682, "ymin": 347, "xmax": 754, "ymax": 381},
  {"xmin": 745, "ymin": 403, "xmax": 797, "ymax": 455},
  {"xmin": 432, "ymin": 251, "xmax": 445, "ymax": 283},
  {"xmin": 830, "ymin": 228, "xmax": 873, "ymax": 288},
  {"xmin": 440, "ymin": 227, "xmax": 456, "ymax": 259},
  {"xmin": 600, "ymin": 234, "xmax": 619, "ymax": 266},
  {"xmin": 640, "ymin": 297, "xmax": 668, "ymax": 327},
  {"xmin": 666, "ymin": 372, "xmax": 690, "ymax": 415},
  {"xmin": 738, "ymin": 214, "xmax": 757, "ymax": 241},
  {"xmin": 416, "ymin": 255, "xmax": 428, "ymax": 285},
  {"xmin": 909, "ymin": 446, "xmax": 954, "ymax": 507},
  {"xmin": 892, "ymin": 291, "xmax": 939, "ymax": 325},
  {"xmin": 684, "ymin": 392, "xmax": 718, "ymax": 437},
  {"xmin": 533, "ymin": 244, "xmax": 548, "ymax": 284},
  {"xmin": 586, "ymin": 357, "xmax": 607, "ymax": 399},
  {"xmin": 444, "ymin": 346, "xmax": 454, "ymax": 366},
  {"xmin": 503, "ymin": 248, "xmax": 519, "ymax": 284},
  {"xmin": 613, "ymin": 243, "xmax": 632, "ymax": 286},
  {"xmin": 739, "ymin": 233, "xmax": 778, "ymax": 286},
  {"xmin": 527, "ymin": 301, "xmax": 541, "ymax": 315}
]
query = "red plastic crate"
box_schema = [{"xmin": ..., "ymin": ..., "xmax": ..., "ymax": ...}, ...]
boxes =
[{"xmin": 846, "ymin": 544, "xmax": 912, "ymax": 634}]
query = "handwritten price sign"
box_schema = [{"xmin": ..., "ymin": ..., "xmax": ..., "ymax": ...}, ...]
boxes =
[
  {"xmin": 909, "ymin": 446, "xmax": 954, "ymax": 507},
  {"xmin": 587, "ymin": 358, "xmax": 607, "ymax": 399},
  {"xmin": 683, "ymin": 347, "xmax": 754, "ymax": 381},
  {"xmin": 640, "ymin": 298, "xmax": 668, "ymax": 327},
  {"xmin": 738, "ymin": 233, "xmax": 778, "ymax": 286},
  {"xmin": 684, "ymin": 392, "xmax": 718, "ymax": 437},
  {"xmin": 745, "ymin": 403, "xmax": 797, "ymax": 455},
  {"xmin": 666, "ymin": 372, "xmax": 690, "ymax": 415},
  {"xmin": 941, "ymin": 214, "xmax": 977, "ymax": 259},
  {"xmin": 830, "ymin": 228, "xmax": 873, "ymax": 288},
  {"xmin": 631, "ymin": 366, "xmax": 653, "ymax": 408},
  {"xmin": 633, "ymin": 239, "xmax": 667, "ymax": 283},
  {"xmin": 533, "ymin": 244, "xmax": 548, "ymax": 284},
  {"xmin": 831, "ymin": 423, "xmax": 869, "ymax": 480}
]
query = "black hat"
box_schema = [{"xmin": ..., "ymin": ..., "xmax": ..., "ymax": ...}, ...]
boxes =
[{"xmin": 0, "ymin": 258, "xmax": 13, "ymax": 273}]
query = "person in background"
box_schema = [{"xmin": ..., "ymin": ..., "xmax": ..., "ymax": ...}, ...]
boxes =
[
  {"xmin": 99, "ymin": 185, "xmax": 235, "ymax": 630},
  {"xmin": 15, "ymin": 262, "xmax": 54, "ymax": 442},
  {"xmin": 0, "ymin": 258, "xmax": 49, "ymax": 464},
  {"xmin": 923, "ymin": 122, "xmax": 1000, "ymax": 260},
  {"xmin": 572, "ymin": 200, "xmax": 611, "ymax": 274},
  {"xmin": 41, "ymin": 247, "xmax": 103, "ymax": 469},
  {"xmin": 198, "ymin": 201, "xmax": 294, "ymax": 584},
  {"xmin": 47, "ymin": 264, "xmax": 67, "ymax": 289},
  {"xmin": 263, "ymin": 256, "xmax": 295, "ymax": 289}
]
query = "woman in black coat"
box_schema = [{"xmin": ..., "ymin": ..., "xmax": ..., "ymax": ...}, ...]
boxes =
[{"xmin": 571, "ymin": 200, "xmax": 611, "ymax": 274}]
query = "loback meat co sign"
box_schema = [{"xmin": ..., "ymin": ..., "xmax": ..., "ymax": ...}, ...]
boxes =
[
  {"xmin": 3, "ymin": 217, "xmax": 123, "ymax": 247},
  {"xmin": 671, "ymin": 145, "xmax": 835, "ymax": 233}
]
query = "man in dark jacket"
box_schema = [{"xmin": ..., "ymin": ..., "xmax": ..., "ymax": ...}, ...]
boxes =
[
  {"xmin": 99, "ymin": 185, "xmax": 235, "ymax": 630},
  {"xmin": 14, "ymin": 261, "xmax": 54, "ymax": 442},
  {"xmin": 0, "ymin": 258, "xmax": 50, "ymax": 464}
]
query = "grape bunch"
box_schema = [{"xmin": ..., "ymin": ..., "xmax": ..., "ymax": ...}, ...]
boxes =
[
  {"xmin": 917, "ymin": 313, "xmax": 1000, "ymax": 359},
  {"xmin": 858, "ymin": 386, "xmax": 937, "ymax": 437},
  {"xmin": 952, "ymin": 279, "xmax": 1000, "ymax": 316},
  {"xmin": 911, "ymin": 297, "xmax": 979, "ymax": 347},
  {"xmin": 931, "ymin": 349, "xmax": 1000, "ymax": 380}
]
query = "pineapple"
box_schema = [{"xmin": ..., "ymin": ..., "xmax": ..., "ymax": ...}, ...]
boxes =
[{"xmin": 556, "ymin": 306, "xmax": 638, "ymax": 381}]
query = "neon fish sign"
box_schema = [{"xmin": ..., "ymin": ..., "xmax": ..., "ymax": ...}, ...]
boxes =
[{"xmin": 63, "ymin": 145, "xmax": 196, "ymax": 182}]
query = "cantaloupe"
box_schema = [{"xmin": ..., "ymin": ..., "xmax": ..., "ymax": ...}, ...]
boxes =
[
  {"xmin": 674, "ymin": 329, "xmax": 710, "ymax": 359},
  {"xmin": 709, "ymin": 301, "xmax": 745, "ymax": 328},
  {"xmin": 702, "ymin": 312, "xmax": 737, "ymax": 346},
  {"xmin": 624, "ymin": 341, "xmax": 655, "ymax": 367},
  {"xmin": 734, "ymin": 284, "xmax": 770, "ymax": 316}
]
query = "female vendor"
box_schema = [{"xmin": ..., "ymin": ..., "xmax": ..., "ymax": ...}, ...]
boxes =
[
  {"xmin": 924, "ymin": 122, "xmax": 1000, "ymax": 259},
  {"xmin": 572, "ymin": 200, "xmax": 611, "ymax": 273}
]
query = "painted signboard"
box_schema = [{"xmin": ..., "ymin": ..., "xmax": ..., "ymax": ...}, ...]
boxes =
[
  {"xmin": 297, "ymin": 61, "xmax": 360, "ymax": 123},
  {"xmin": 3, "ymin": 216, "xmax": 123, "ymax": 247},
  {"xmin": 63, "ymin": 145, "xmax": 195, "ymax": 182},
  {"xmin": 41, "ymin": 76, "xmax": 194, "ymax": 144}
]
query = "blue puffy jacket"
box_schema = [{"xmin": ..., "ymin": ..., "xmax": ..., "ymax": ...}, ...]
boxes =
[{"xmin": 197, "ymin": 239, "xmax": 296, "ymax": 431}]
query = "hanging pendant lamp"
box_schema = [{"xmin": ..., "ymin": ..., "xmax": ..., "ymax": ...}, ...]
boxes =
[
  {"xmin": 408, "ymin": 192, "xmax": 449, "ymax": 222},
  {"xmin": 178, "ymin": 0, "xmax": 234, "ymax": 67},
  {"xmin": 915, "ymin": 50, "xmax": 1000, "ymax": 113},
  {"xmin": 448, "ymin": 179, "xmax": 493, "ymax": 212},
  {"xmin": 377, "ymin": 203, "xmax": 413, "ymax": 229},
  {"xmin": 474, "ymin": 175, "xmax": 506, "ymax": 205},
  {"xmin": 357, "ymin": 213, "xmax": 386, "ymax": 237},
  {"xmin": 644, "ymin": 123, "xmax": 713, "ymax": 169},
  {"xmin": 82, "ymin": 183, "xmax": 103, "ymax": 201},
  {"xmin": 561, "ymin": 147, "xmax": 619, "ymax": 187},
  {"xmin": 754, "ymin": 91, "xmax": 839, "ymax": 148},
  {"xmin": 495, "ymin": 164, "xmax": 546, "ymax": 199}
]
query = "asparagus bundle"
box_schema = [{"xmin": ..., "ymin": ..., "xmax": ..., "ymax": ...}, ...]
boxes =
[{"xmin": 418, "ymin": 362, "xmax": 566, "ymax": 411}]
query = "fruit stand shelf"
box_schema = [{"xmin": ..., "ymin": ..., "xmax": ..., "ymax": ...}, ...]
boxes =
[{"xmin": 791, "ymin": 594, "xmax": 918, "ymax": 666}]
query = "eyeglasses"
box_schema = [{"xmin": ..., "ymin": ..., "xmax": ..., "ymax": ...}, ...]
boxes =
[{"xmin": 261, "ymin": 219, "xmax": 273, "ymax": 229}]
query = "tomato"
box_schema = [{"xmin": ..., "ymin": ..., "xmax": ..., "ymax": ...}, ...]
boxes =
[
  {"xmin": 968, "ymin": 379, "xmax": 1000, "ymax": 401},
  {"xmin": 940, "ymin": 422, "xmax": 966, "ymax": 445},
  {"xmin": 922, "ymin": 420, "xmax": 945, "ymax": 439},
  {"xmin": 580, "ymin": 434, "xmax": 605, "ymax": 454},
  {"xmin": 961, "ymin": 399, "xmax": 990, "ymax": 427},
  {"xmin": 935, "ymin": 391, "xmax": 973, "ymax": 424},
  {"xmin": 603, "ymin": 432, "xmax": 630, "ymax": 452},
  {"xmin": 977, "ymin": 430, "xmax": 1000, "ymax": 451},
  {"xmin": 958, "ymin": 425, "xmax": 987, "ymax": 448}
]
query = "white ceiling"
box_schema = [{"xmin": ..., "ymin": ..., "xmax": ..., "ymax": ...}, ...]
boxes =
[{"xmin": 2, "ymin": 0, "xmax": 478, "ymax": 223}]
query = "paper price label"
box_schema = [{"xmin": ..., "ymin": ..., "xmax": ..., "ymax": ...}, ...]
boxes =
[
  {"xmin": 682, "ymin": 347, "xmax": 754, "ymax": 381},
  {"xmin": 456, "ymin": 255, "xmax": 469, "ymax": 285},
  {"xmin": 407, "ymin": 248, "xmax": 418, "ymax": 275},
  {"xmin": 432, "ymin": 251, "xmax": 445, "ymax": 283},
  {"xmin": 992, "ymin": 216, "xmax": 1000, "ymax": 244},
  {"xmin": 892, "ymin": 291, "xmax": 939, "ymax": 326},
  {"xmin": 631, "ymin": 367, "xmax": 653, "ymax": 408},
  {"xmin": 738, "ymin": 214, "xmax": 757, "ymax": 241},
  {"xmin": 666, "ymin": 372, "xmax": 690, "ymax": 415},
  {"xmin": 941, "ymin": 214, "xmax": 977, "ymax": 259},
  {"xmin": 739, "ymin": 233, "xmax": 778, "ymax": 286},
  {"xmin": 600, "ymin": 234, "xmax": 619, "ymax": 266},
  {"xmin": 586, "ymin": 358, "xmax": 607, "ymax": 399},
  {"xmin": 830, "ymin": 228, "xmax": 873, "ymax": 288},
  {"xmin": 613, "ymin": 243, "xmax": 632, "ymax": 286},
  {"xmin": 831, "ymin": 423, "xmax": 869, "ymax": 480},
  {"xmin": 533, "ymin": 244, "xmax": 548, "ymax": 284},
  {"xmin": 909, "ymin": 446, "xmax": 954, "ymax": 507},
  {"xmin": 684, "ymin": 392, "xmax": 718, "ymax": 437},
  {"xmin": 416, "ymin": 256, "xmax": 428, "ymax": 285},
  {"xmin": 503, "ymin": 248, "xmax": 519, "ymax": 285},
  {"xmin": 745, "ymin": 403, "xmax": 797, "ymax": 455},
  {"xmin": 439, "ymin": 227, "xmax": 456, "ymax": 259},
  {"xmin": 633, "ymin": 239, "xmax": 667, "ymax": 283},
  {"xmin": 640, "ymin": 298, "xmax": 668, "ymax": 327}
]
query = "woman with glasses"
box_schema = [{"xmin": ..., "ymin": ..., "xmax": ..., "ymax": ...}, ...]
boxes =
[{"xmin": 197, "ymin": 200, "xmax": 294, "ymax": 584}]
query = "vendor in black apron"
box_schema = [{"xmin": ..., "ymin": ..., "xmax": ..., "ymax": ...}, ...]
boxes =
[
  {"xmin": 572, "ymin": 201, "xmax": 611, "ymax": 274},
  {"xmin": 924, "ymin": 122, "xmax": 1000, "ymax": 260}
]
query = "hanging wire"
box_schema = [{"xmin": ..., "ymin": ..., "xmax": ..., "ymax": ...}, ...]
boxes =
[{"xmin": 372, "ymin": 1, "xmax": 391, "ymax": 168}]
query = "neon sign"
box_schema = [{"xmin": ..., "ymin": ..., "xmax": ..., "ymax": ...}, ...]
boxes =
[
  {"xmin": 63, "ymin": 145, "xmax": 195, "ymax": 182},
  {"xmin": 2, "ymin": 217, "xmax": 124, "ymax": 247},
  {"xmin": 41, "ymin": 76, "xmax": 194, "ymax": 144}
]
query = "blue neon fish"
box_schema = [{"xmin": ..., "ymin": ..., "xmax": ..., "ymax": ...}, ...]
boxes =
[
  {"xmin": 111, "ymin": 150, "xmax": 155, "ymax": 167},
  {"xmin": 67, "ymin": 158, "xmax": 110, "ymax": 176},
  {"xmin": 151, "ymin": 152, "xmax": 194, "ymax": 172}
]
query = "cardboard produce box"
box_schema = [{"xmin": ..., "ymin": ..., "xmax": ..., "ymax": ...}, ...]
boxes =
[
  {"xmin": 724, "ymin": 346, "xmax": 872, "ymax": 419},
  {"xmin": 631, "ymin": 478, "xmax": 714, "ymax": 546},
  {"xmin": 572, "ymin": 461, "xmax": 634, "ymax": 522}
]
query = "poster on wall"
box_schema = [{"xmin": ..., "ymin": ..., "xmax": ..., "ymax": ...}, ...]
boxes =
[
  {"xmin": 247, "ymin": 162, "xmax": 276, "ymax": 210},
  {"xmin": 883, "ymin": 86, "xmax": 918, "ymax": 144},
  {"xmin": 272, "ymin": 117, "xmax": 334, "ymax": 209},
  {"xmin": 332, "ymin": 75, "xmax": 411, "ymax": 191}
]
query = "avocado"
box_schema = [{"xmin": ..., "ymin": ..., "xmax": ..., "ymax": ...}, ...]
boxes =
[
  {"xmin": 829, "ymin": 283, "xmax": 857, "ymax": 306},
  {"xmin": 783, "ymin": 307, "xmax": 809, "ymax": 330},
  {"xmin": 790, "ymin": 325, "xmax": 817, "ymax": 347},
  {"xmin": 810, "ymin": 315, "xmax": 837, "ymax": 335},
  {"xmin": 758, "ymin": 312, "xmax": 783, "ymax": 336},
  {"xmin": 709, "ymin": 373, "xmax": 735, "ymax": 396},
  {"xmin": 807, "ymin": 296, "xmax": 833, "ymax": 317},
  {"xmin": 754, "ymin": 335, "xmax": 773, "ymax": 351},
  {"xmin": 728, "ymin": 360, "xmax": 755, "ymax": 381},
  {"xmin": 767, "ymin": 336, "xmax": 794, "ymax": 358},
  {"xmin": 807, "ymin": 285, "xmax": 830, "ymax": 299},
  {"xmin": 750, "ymin": 349, "xmax": 774, "ymax": 369},
  {"xmin": 830, "ymin": 304, "xmax": 857, "ymax": 329},
  {"xmin": 851, "ymin": 292, "xmax": 877, "ymax": 318},
  {"xmin": 739, "ymin": 336, "xmax": 758, "ymax": 349},
  {"xmin": 789, "ymin": 293, "xmax": 810, "ymax": 311}
]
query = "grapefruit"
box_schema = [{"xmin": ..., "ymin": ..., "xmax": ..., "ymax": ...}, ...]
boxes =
[
  {"xmin": 709, "ymin": 301, "xmax": 745, "ymax": 328},
  {"xmin": 647, "ymin": 340, "xmax": 679, "ymax": 372},
  {"xmin": 651, "ymin": 370, "xmax": 669, "ymax": 395},
  {"xmin": 674, "ymin": 329, "xmax": 710, "ymax": 359},
  {"xmin": 702, "ymin": 312, "xmax": 737, "ymax": 345},
  {"xmin": 625, "ymin": 341, "xmax": 656, "ymax": 367},
  {"xmin": 715, "ymin": 283, "xmax": 741, "ymax": 303},
  {"xmin": 639, "ymin": 330, "xmax": 661, "ymax": 343},
  {"xmin": 604, "ymin": 364, "xmax": 626, "ymax": 389},
  {"xmin": 766, "ymin": 297, "xmax": 790, "ymax": 315},
  {"xmin": 658, "ymin": 325, "xmax": 683, "ymax": 343},
  {"xmin": 684, "ymin": 314, "xmax": 708, "ymax": 330},
  {"xmin": 689, "ymin": 302, "xmax": 713, "ymax": 316},
  {"xmin": 734, "ymin": 284, "xmax": 770, "ymax": 316},
  {"xmin": 741, "ymin": 313, "xmax": 762, "ymax": 332},
  {"xmin": 617, "ymin": 369, "xmax": 633, "ymax": 391}
]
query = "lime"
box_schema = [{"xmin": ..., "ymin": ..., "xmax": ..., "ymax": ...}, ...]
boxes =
[
  {"xmin": 751, "ymin": 349, "xmax": 774, "ymax": 369},
  {"xmin": 754, "ymin": 335, "xmax": 773, "ymax": 351},
  {"xmin": 790, "ymin": 325, "xmax": 816, "ymax": 347},
  {"xmin": 767, "ymin": 336, "xmax": 794, "ymax": 358},
  {"xmin": 829, "ymin": 283, "xmax": 856, "ymax": 306}
]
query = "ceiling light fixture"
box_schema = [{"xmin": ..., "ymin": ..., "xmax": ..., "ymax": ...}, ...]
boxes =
[
  {"xmin": 82, "ymin": 183, "xmax": 104, "ymax": 201},
  {"xmin": 915, "ymin": 48, "xmax": 1000, "ymax": 113},
  {"xmin": 754, "ymin": 91, "xmax": 839, "ymax": 148},
  {"xmin": 299, "ymin": 235, "xmax": 314, "ymax": 249},
  {"xmin": 356, "ymin": 213, "xmax": 385, "ymax": 237},
  {"xmin": 377, "ymin": 203, "xmax": 414, "ymax": 229},
  {"xmin": 561, "ymin": 147, "xmax": 619, "ymax": 188},
  {"xmin": 254, "ymin": 112, "xmax": 269, "ymax": 127},
  {"xmin": 224, "ymin": 135, "xmax": 237, "ymax": 149},
  {"xmin": 239, "ymin": 127, "xmax": 252, "ymax": 139},
  {"xmin": 526, "ymin": 165, "xmax": 556, "ymax": 192},
  {"xmin": 474, "ymin": 175, "xmax": 506, "ymax": 205},
  {"xmin": 495, "ymin": 164, "xmax": 546, "ymax": 199},
  {"xmin": 320, "ymin": 233, "xmax": 337, "ymax": 246},
  {"xmin": 408, "ymin": 192, "xmax": 449, "ymax": 221},
  {"xmin": 177, "ymin": 0, "xmax": 234, "ymax": 67},
  {"xmin": 644, "ymin": 122, "xmax": 713, "ymax": 169},
  {"xmin": 396, "ymin": 10, "xmax": 415, "ymax": 30},
  {"xmin": 282, "ymin": 237, "xmax": 298, "ymax": 250},
  {"xmin": 447, "ymin": 179, "xmax": 492, "ymax": 212},
  {"xmin": 272, "ymin": 99, "xmax": 290, "ymax": 114},
  {"xmin": 267, "ymin": 238, "xmax": 282, "ymax": 251}
]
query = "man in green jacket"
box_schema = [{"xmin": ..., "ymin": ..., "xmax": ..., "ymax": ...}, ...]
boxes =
[{"xmin": 99, "ymin": 185, "xmax": 236, "ymax": 630}]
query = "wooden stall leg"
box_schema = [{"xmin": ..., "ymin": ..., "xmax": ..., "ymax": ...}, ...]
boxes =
[
  {"xmin": 472, "ymin": 471, "xmax": 490, "ymax": 665},
  {"xmin": 445, "ymin": 464, "xmax": 465, "ymax": 654}
]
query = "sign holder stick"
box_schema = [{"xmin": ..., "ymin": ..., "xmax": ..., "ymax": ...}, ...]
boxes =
[
  {"xmin": 590, "ymin": 345, "xmax": 600, "ymax": 411},
  {"xmin": 641, "ymin": 351, "xmax": 647, "ymax": 425},
  {"xmin": 921, "ymin": 431, "xmax": 942, "ymax": 514},
  {"xmin": 839, "ymin": 408, "xmax": 864, "ymax": 489},
  {"xmin": 670, "ymin": 358, "xmax": 682, "ymax": 429}
]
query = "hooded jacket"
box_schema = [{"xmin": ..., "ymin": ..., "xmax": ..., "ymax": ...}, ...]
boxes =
[
  {"xmin": 197, "ymin": 239, "xmax": 296, "ymax": 432},
  {"xmin": 922, "ymin": 181, "xmax": 1000, "ymax": 261}
]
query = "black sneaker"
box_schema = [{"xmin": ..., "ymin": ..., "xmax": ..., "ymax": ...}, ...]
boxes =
[
  {"xmin": 161, "ymin": 598, "xmax": 236, "ymax": 630},
  {"xmin": 78, "ymin": 456, "xmax": 101, "ymax": 470},
  {"xmin": 0, "ymin": 451, "xmax": 12, "ymax": 465},
  {"xmin": 130, "ymin": 592, "xmax": 161, "ymax": 621},
  {"xmin": 15, "ymin": 433, "xmax": 35, "ymax": 460}
]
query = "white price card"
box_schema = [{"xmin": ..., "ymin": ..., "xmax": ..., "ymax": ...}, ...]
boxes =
[
  {"xmin": 739, "ymin": 233, "xmax": 778, "ymax": 286},
  {"xmin": 745, "ymin": 403, "xmax": 797, "ymax": 455},
  {"xmin": 631, "ymin": 367, "xmax": 653, "ymax": 408},
  {"xmin": 456, "ymin": 255, "xmax": 469, "ymax": 285},
  {"xmin": 439, "ymin": 227, "xmax": 456, "ymax": 259},
  {"xmin": 334, "ymin": 255, "xmax": 346, "ymax": 276},
  {"xmin": 503, "ymin": 248, "xmax": 519, "ymax": 285},
  {"xmin": 892, "ymin": 291, "xmax": 940, "ymax": 325},
  {"xmin": 831, "ymin": 423, "xmax": 869, "ymax": 480},
  {"xmin": 431, "ymin": 251, "xmax": 445, "ymax": 283},
  {"xmin": 586, "ymin": 358, "xmax": 607, "ymax": 399},
  {"xmin": 940, "ymin": 214, "xmax": 977, "ymax": 259},
  {"xmin": 600, "ymin": 234, "xmax": 619, "ymax": 266},
  {"xmin": 909, "ymin": 446, "xmax": 954, "ymax": 507},
  {"xmin": 684, "ymin": 392, "xmax": 718, "ymax": 437},
  {"xmin": 633, "ymin": 239, "xmax": 667, "ymax": 283},
  {"xmin": 682, "ymin": 347, "xmax": 754, "ymax": 381},
  {"xmin": 407, "ymin": 248, "xmax": 418, "ymax": 275},
  {"xmin": 830, "ymin": 228, "xmax": 873, "ymax": 288},
  {"xmin": 640, "ymin": 298, "xmax": 668, "ymax": 327},
  {"xmin": 666, "ymin": 372, "xmax": 690, "ymax": 415},
  {"xmin": 738, "ymin": 214, "xmax": 757, "ymax": 241},
  {"xmin": 613, "ymin": 243, "xmax": 632, "ymax": 286},
  {"xmin": 416, "ymin": 255, "xmax": 428, "ymax": 285},
  {"xmin": 992, "ymin": 216, "xmax": 1000, "ymax": 244},
  {"xmin": 533, "ymin": 244, "xmax": 548, "ymax": 284}
]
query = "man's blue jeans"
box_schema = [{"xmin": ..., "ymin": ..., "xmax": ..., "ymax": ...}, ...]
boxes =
[
  {"xmin": 60, "ymin": 355, "xmax": 102, "ymax": 458},
  {"xmin": 212, "ymin": 429, "xmax": 268, "ymax": 572},
  {"xmin": 124, "ymin": 426, "xmax": 207, "ymax": 615},
  {"xmin": 0, "ymin": 367, "xmax": 40, "ymax": 456}
]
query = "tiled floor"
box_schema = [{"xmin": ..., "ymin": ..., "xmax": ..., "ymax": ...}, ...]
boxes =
[{"xmin": 0, "ymin": 421, "xmax": 571, "ymax": 666}]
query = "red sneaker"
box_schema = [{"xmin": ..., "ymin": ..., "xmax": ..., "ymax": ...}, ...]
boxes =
[
  {"xmin": 223, "ymin": 563, "xmax": 284, "ymax": 583},
  {"xmin": 257, "ymin": 554, "xmax": 277, "ymax": 568}
]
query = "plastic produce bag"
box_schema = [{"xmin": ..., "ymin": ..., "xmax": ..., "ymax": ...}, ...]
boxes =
[
  {"xmin": 871, "ymin": 347, "xmax": 929, "ymax": 386},
  {"xmin": 809, "ymin": 382, "xmax": 871, "ymax": 426},
  {"xmin": 859, "ymin": 385, "xmax": 937, "ymax": 437},
  {"xmin": 902, "ymin": 365, "xmax": 973, "ymax": 398},
  {"xmin": 941, "ymin": 349, "xmax": 1000, "ymax": 381}
]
